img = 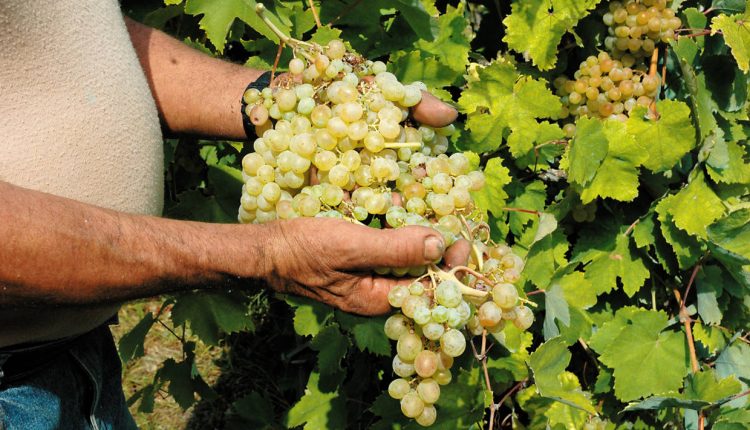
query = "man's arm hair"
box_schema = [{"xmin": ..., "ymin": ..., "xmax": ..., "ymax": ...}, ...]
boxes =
[
  {"xmin": 0, "ymin": 180, "xmax": 270, "ymax": 307},
  {"xmin": 124, "ymin": 17, "xmax": 261, "ymax": 140}
]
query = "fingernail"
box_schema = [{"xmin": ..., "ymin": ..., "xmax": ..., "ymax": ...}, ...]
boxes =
[{"xmin": 423, "ymin": 236, "xmax": 444, "ymax": 262}]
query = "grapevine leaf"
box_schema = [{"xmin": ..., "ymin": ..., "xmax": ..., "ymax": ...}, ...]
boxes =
[
  {"xmin": 386, "ymin": 0, "xmax": 436, "ymax": 41},
  {"xmin": 488, "ymin": 325, "xmax": 534, "ymax": 380},
  {"xmin": 231, "ymin": 392, "xmax": 276, "ymax": 428},
  {"xmin": 714, "ymin": 407, "xmax": 750, "ymax": 429},
  {"xmin": 184, "ymin": 0, "xmax": 289, "ymax": 52},
  {"xmin": 693, "ymin": 320, "xmax": 728, "ymax": 355},
  {"xmin": 568, "ymin": 117, "xmax": 646, "ymax": 203},
  {"xmin": 471, "ymin": 157, "xmax": 512, "ymax": 218},
  {"xmin": 507, "ymin": 121, "xmax": 566, "ymax": 168},
  {"xmin": 656, "ymin": 200, "xmax": 706, "ymax": 269},
  {"xmin": 424, "ymin": 367, "xmax": 486, "ymax": 429},
  {"xmin": 118, "ymin": 312, "xmax": 155, "ymax": 362},
  {"xmin": 597, "ymin": 309, "xmax": 689, "ymax": 401},
  {"xmin": 589, "ymin": 306, "xmax": 652, "ymax": 353},
  {"xmin": 308, "ymin": 26, "xmax": 343, "ymax": 45},
  {"xmin": 625, "ymin": 370, "xmax": 742, "ymax": 411},
  {"xmin": 660, "ymin": 170, "xmax": 725, "ymax": 239},
  {"xmin": 543, "ymin": 284, "xmax": 570, "ymax": 340},
  {"xmin": 171, "ymin": 291, "xmax": 255, "ymax": 345},
  {"xmin": 507, "ymin": 180, "xmax": 547, "ymax": 239},
  {"xmin": 558, "ymin": 307, "xmax": 594, "ymax": 345},
  {"xmin": 159, "ymin": 358, "xmax": 197, "ymax": 409},
  {"xmin": 413, "ymin": 4, "xmax": 472, "ymax": 77},
  {"xmin": 672, "ymin": 39, "xmax": 719, "ymax": 141},
  {"xmin": 712, "ymin": 0, "xmax": 747, "ymax": 14},
  {"xmin": 573, "ymin": 225, "xmax": 650, "ymax": 297},
  {"xmin": 285, "ymin": 296, "xmax": 333, "ymax": 337},
  {"xmin": 285, "ymin": 372, "xmax": 346, "ymax": 430},
  {"xmin": 708, "ymin": 208, "xmax": 750, "ymax": 263},
  {"xmin": 683, "ymin": 370, "xmax": 743, "ymax": 403},
  {"xmin": 557, "ymin": 270, "xmax": 597, "ymax": 310},
  {"xmin": 165, "ymin": 190, "xmax": 237, "ymax": 223},
  {"xmin": 715, "ymin": 341, "xmax": 750, "ymax": 408},
  {"xmin": 503, "ymin": 0, "xmax": 601, "ymax": 70},
  {"xmin": 458, "ymin": 60, "xmax": 561, "ymax": 152},
  {"xmin": 523, "ymin": 231, "xmax": 570, "ymax": 289},
  {"xmin": 626, "ymin": 101, "xmax": 696, "ymax": 172},
  {"xmin": 703, "ymin": 55, "xmax": 748, "ymax": 112},
  {"xmin": 390, "ymin": 50, "xmax": 460, "ymax": 89},
  {"xmin": 527, "ymin": 337, "xmax": 597, "ymax": 414},
  {"xmin": 335, "ymin": 311, "xmax": 391, "ymax": 356},
  {"xmin": 712, "ymin": 13, "xmax": 750, "ymax": 72},
  {"xmin": 311, "ymin": 325, "xmax": 349, "ymax": 388},
  {"xmin": 707, "ymin": 138, "xmax": 750, "ymax": 184},
  {"xmin": 696, "ymin": 265, "xmax": 725, "ymax": 325}
]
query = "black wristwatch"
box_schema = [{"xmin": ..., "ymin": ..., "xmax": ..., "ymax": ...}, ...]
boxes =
[{"xmin": 240, "ymin": 71, "xmax": 273, "ymax": 140}]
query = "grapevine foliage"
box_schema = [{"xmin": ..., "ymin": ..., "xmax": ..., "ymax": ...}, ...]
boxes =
[{"xmin": 121, "ymin": 0, "xmax": 750, "ymax": 429}]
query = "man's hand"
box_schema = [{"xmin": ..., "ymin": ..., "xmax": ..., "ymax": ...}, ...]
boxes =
[
  {"xmin": 260, "ymin": 218, "xmax": 469, "ymax": 315},
  {"xmin": 411, "ymin": 91, "xmax": 458, "ymax": 128}
]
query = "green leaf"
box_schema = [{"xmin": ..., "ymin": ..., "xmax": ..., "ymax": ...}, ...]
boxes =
[
  {"xmin": 656, "ymin": 199, "xmax": 706, "ymax": 269},
  {"xmin": 230, "ymin": 392, "xmax": 276, "ymax": 428},
  {"xmin": 470, "ymin": 157, "xmax": 512, "ymax": 218},
  {"xmin": 336, "ymin": 311, "xmax": 391, "ymax": 356},
  {"xmin": 285, "ymin": 372, "xmax": 346, "ymax": 430},
  {"xmin": 184, "ymin": 0, "xmax": 289, "ymax": 52},
  {"xmin": 715, "ymin": 341, "xmax": 750, "ymax": 408},
  {"xmin": 543, "ymin": 284, "xmax": 570, "ymax": 340},
  {"xmin": 503, "ymin": 0, "xmax": 602, "ymax": 70},
  {"xmin": 684, "ymin": 370, "xmax": 742, "ymax": 403},
  {"xmin": 311, "ymin": 325, "xmax": 349, "ymax": 386},
  {"xmin": 390, "ymin": 50, "xmax": 460, "ymax": 89},
  {"xmin": 707, "ymin": 138, "xmax": 750, "ymax": 184},
  {"xmin": 568, "ymin": 117, "xmax": 647, "ymax": 203},
  {"xmin": 672, "ymin": 39, "xmax": 719, "ymax": 141},
  {"xmin": 712, "ymin": 0, "xmax": 747, "ymax": 14},
  {"xmin": 387, "ymin": 0, "xmax": 436, "ymax": 41},
  {"xmin": 458, "ymin": 60, "xmax": 561, "ymax": 153},
  {"xmin": 171, "ymin": 291, "xmax": 255, "ymax": 345},
  {"xmin": 413, "ymin": 4, "xmax": 472, "ymax": 78},
  {"xmin": 165, "ymin": 190, "xmax": 237, "ymax": 223},
  {"xmin": 557, "ymin": 269, "xmax": 597, "ymax": 310},
  {"xmin": 119, "ymin": 312, "xmax": 155, "ymax": 362},
  {"xmin": 693, "ymin": 320, "xmax": 728, "ymax": 354},
  {"xmin": 696, "ymin": 265, "xmax": 725, "ymax": 325},
  {"xmin": 626, "ymin": 101, "xmax": 696, "ymax": 172},
  {"xmin": 708, "ymin": 208, "xmax": 750, "ymax": 263},
  {"xmin": 523, "ymin": 231, "xmax": 570, "ymax": 289},
  {"xmin": 527, "ymin": 337, "xmax": 597, "ymax": 414},
  {"xmin": 596, "ymin": 309, "xmax": 690, "ymax": 401},
  {"xmin": 660, "ymin": 170, "xmax": 725, "ymax": 239},
  {"xmin": 712, "ymin": 13, "xmax": 750, "ymax": 72},
  {"xmin": 286, "ymin": 296, "xmax": 333, "ymax": 337},
  {"xmin": 574, "ymin": 226, "xmax": 650, "ymax": 297},
  {"xmin": 625, "ymin": 370, "xmax": 742, "ymax": 411}
]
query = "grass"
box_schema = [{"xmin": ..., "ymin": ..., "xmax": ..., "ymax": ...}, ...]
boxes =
[{"xmin": 111, "ymin": 299, "xmax": 224, "ymax": 430}]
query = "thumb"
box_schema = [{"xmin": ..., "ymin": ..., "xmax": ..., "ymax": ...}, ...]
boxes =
[{"xmin": 345, "ymin": 224, "xmax": 445, "ymax": 270}]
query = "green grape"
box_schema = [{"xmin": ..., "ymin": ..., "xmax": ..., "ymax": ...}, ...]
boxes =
[{"xmin": 388, "ymin": 378, "xmax": 411, "ymax": 400}]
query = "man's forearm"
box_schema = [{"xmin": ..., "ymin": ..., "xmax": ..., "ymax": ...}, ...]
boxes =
[
  {"xmin": 0, "ymin": 181, "xmax": 269, "ymax": 307},
  {"xmin": 125, "ymin": 17, "xmax": 260, "ymax": 140}
]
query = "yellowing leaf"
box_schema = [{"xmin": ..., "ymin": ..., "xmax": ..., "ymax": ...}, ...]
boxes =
[
  {"xmin": 503, "ymin": 0, "xmax": 601, "ymax": 70},
  {"xmin": 660, "ymin": 170, "xmax": 725, "ymax": 239},
  {"xmin": 712, "ymin": 13, "xmax": 750, "ymax": 72}
]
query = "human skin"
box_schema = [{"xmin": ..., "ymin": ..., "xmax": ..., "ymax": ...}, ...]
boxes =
[{"xmin": 0, "ymin": 18, "xmax": 464, "ymax": 346}]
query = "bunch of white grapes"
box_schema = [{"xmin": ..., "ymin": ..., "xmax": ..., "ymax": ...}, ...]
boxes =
[
  {"xmin": 554, "ymin": 51, "xmax": 660, "ymax": 135},
  {"xmin": 384, "ymin": 241, "xmax": 532, "ymax": 426},
  {"xmin": 239, "ymin": 5, "xmax": 534, "ymax": 426},
  {"xmin": 603, "ymin": 0, "xmax": 682, "ymax": 61}
]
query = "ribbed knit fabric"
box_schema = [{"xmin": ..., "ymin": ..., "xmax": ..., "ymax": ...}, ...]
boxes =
[{"xmin": 0, "ymin": 0, "xmax": 164, "ymax": 215}]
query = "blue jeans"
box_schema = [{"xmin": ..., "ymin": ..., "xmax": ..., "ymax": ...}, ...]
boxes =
[{"xmin": 0, "ymin": 324, "xmax": 138, "ymax": 430}]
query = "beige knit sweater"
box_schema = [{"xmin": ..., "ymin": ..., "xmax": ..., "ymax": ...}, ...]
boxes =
[{"xmin": 0, "ymin": 0, "xmax": 164, "ymax": 215}]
